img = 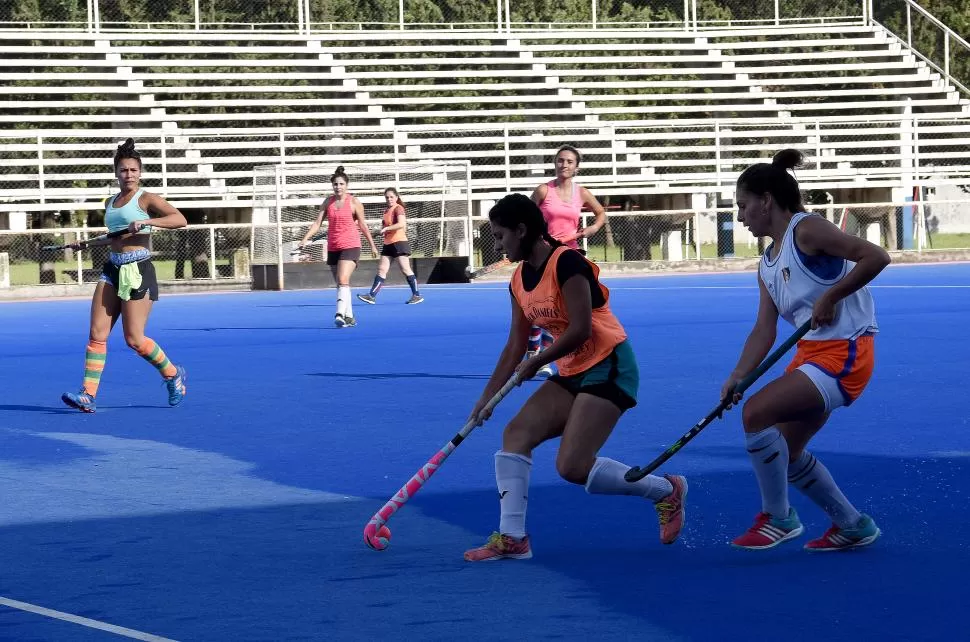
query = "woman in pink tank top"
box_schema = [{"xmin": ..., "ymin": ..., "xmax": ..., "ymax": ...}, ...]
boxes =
[
  {"xmin": 527, "ymin": 145, "xmax": 607, "ymax": 378},
  {"xmin": 531, "ymin": 145, "xmax": 606, "ymax": 251},
  {"xmin": 299, "ymin": 165, "xmax": 379, "ymax": 328}
]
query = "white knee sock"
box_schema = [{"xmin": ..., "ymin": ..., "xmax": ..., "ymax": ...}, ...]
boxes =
[
  {"xmin": 495, "ymin": 451, "xmax": 531, "ymax": 539},
  {"xmin": 336, "ymin": 285, "xmax": 350, "ymax": 317},
  {"xmin": 342, "ymin": 286, "xmax": 353, "ymax": 318},
  {"xmin": 584, "ymin": 457, "xmax": 673, "ymax": 502},
  {"xmin": 788, "ymin": 450, "xmax": 862, "ymax": 529},
  {"xmin": 746, "ymin": 427, "xmax": 790, "ymax": 518}
]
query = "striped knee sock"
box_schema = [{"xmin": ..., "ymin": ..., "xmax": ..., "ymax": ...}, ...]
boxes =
[
  {"xmin": 369, "ymin": 275, "xmax": 385, "ymax": 297},
  {"xmin": 746, "ymin": 427, "xmax": 790, "ymax": 518},
  {"xmin": 82, "ymin": 340, "xmax": 107, "ymax": 397},
  {"xmin": 540, "ymin": 329, "xmax": 554, "ymax": 350},
  {"xmin": 789, "ymin": 450, "xmax": 862, "ymax": 529},
  {"xmin": 405, "ymin": 274, "xmax": 420, "ymax": 296},
  {"xmin": 136, "ymin": 337, "xmax": 177, "ymax": 379},
  {"xmin": 528, "ymin": 325, "xmax": 542, "ymax": 353}
]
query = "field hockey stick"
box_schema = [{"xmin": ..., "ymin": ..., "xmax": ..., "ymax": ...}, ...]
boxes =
[
  {"xmin": 363, "ymin": 373, "xmax": 521, "ymax": 551},
  {"xmin": 41, "ymin": 228, "xmax": 128, "ymax": 251},
  {"xmin": 288, "ymin": 239, "xmax": 326, "ymax": 256},
  {"xmin": 465, "ymin": 257, "xmax": 511, "ymax": 280},
  {"xmin": 624, "ymin": 320, "xmax": 812, "ymax": 483}
]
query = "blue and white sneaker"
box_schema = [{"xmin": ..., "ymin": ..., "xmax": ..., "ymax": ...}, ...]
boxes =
[
  {"xmin": 805, "ymin": 514, "xmax": 881, "ymax": 552},
  {"xmin": 165, "ymin": 365, "xmax": 187, "ymax": 407},
  {"xmin": 62, "ymin": 389, "xmax": 96, "ymax": 413}
]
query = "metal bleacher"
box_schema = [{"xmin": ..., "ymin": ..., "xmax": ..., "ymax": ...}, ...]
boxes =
[{"xmin": 0, "ymin": 15, "xmax": 969, "ymax": 216}]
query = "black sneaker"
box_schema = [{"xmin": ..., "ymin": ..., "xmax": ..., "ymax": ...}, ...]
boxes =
[{"xmin": 406, "ymin": 294, "xmax": 424, "ymax": 305}]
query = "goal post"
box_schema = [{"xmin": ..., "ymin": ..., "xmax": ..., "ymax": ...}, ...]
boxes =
[{"xmin": 250, "ymin": 161, "xmax": 474, "ymax": 289}]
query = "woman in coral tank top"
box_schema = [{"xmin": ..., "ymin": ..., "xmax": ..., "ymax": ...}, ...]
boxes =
[
  {"xmin": 527, "ymin": 145, "xmax": 607, "ymax": 379},
  {"xmin": 356, "ymin": 187, "xmax": 424, "ymax": 305},
  {"xmin": 299, "ymin": 166, "xmax": 378, "ymax": 328}
]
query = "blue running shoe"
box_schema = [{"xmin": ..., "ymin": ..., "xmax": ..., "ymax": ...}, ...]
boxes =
[
  {"xmin": 805, "ymin": 514, "xmax": 881, "ymax": 552},
  {"xmin": 62, "ymin": 390, "xmax": 96, "ymax": 413},
  {"xmin": 165, "ymin": 365, "xmax": 187, "ymax": 407}
]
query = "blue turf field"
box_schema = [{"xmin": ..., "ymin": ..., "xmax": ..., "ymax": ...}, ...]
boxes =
[{"xmin": 0, "ymin": 264, "xmax": 967, "ymax": 641}]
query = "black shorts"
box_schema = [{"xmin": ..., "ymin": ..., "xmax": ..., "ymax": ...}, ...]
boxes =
[
  {"xmin": 327, "ymin": 247, "xmax": 361, "ymax": 266},
  {"xmin": 100, "ymin": 259, "xmax": 159, "ymax": 302},
  {"xmin": 381, "ymin": 241, "xmax": 411, "ymax": 258}
]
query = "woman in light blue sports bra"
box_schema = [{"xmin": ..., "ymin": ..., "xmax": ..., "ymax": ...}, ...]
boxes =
[{"xmin": 61, "ymin": 138, "xmax": 189, "ymax": 414}]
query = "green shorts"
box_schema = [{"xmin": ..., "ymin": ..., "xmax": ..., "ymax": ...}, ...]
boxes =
[{"xmin": 548, "ymin": 339, "xmax": 639, "ymax": 411}]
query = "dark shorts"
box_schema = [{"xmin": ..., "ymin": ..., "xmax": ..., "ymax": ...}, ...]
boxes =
[
  {"xmin": 100, "ymin": 258, "xmax": 159, "ymax": 302},
  {"xmin": 327, "ymin": 247, "xmax": 361, "ymax": 266},
  {"xmin": 548, "ymin": 339, "xmax": 639, "ymax": 411},
  {"xmin": 381, "ymin": 241, "xmax": 412, "ymax": 258}
]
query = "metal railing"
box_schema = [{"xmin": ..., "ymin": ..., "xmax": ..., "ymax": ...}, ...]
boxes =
[
  {"xmin": 871, "ymin": 0, "xmax": 970, "ymax": 98},
  {"xmin": 0, "ymin": 0, "xmax": 867, "ymax": 34},
  {"xmin": 3, "ymin": 117, "xmax": 970, "ymax": 214}
]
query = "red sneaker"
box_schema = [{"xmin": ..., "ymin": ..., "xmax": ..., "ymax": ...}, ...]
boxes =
[
  {"xmin": 805, "ymin": 514, "xmax": 880, "ymax": 552},
  {"xmin": 655, "ymin": 474, "xmax": 687, "ymax": 545},
  {"xmin": 731, "ymin": 508, "xmax": 804, "ymax": 550},
  {"xmin": 463, "ymin": 532, "xmax": 532, "ymax": 562}
]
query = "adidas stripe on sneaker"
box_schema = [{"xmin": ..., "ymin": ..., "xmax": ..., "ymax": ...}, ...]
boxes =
[{"xmin": 732, "ymin": 508, "xmax": 804, "ymax": 550}]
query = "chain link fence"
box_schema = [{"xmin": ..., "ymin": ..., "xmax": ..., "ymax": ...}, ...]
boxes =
[
  {"xmin": 2, "ymin": 198, "xmax": 968, "ymax": 287},
  {"xmin": 0, "ymin": 225, "xmax": 251, "ymax": 287},
  {"xmin": 466, "ymin": 200, "xmax": 970, "ymax": 268}
]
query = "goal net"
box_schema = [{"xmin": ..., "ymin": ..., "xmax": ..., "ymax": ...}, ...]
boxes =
[{"xmin": 251, "ymin": 161, "xmax": 472, "ymax": 271}]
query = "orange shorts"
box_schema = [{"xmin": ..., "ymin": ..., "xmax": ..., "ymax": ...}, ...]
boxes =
[{"xmin": 785, "ymin": 334, "xmax": 875, "ymax": 409}]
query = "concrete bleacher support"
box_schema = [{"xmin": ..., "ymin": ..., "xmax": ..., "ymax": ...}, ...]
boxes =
[
  {"xmin": 0, "ymin": 253, "xmax": 9, "ymax": 288},
  {"xmin": 252, "ymin": 256, "xmax": 470, "ymax": 290}
]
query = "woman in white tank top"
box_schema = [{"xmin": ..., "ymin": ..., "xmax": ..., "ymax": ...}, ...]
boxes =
[{"xmin": 720, "ymin": 149, "xmax": 890, "ymax": 552}]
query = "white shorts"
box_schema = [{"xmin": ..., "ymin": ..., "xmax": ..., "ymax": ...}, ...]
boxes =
[{"xmin": 796, "ymin": 364, "xmax": 847, "ymax": 414}]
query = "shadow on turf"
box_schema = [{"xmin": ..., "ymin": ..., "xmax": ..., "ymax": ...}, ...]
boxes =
[
  {"xmin": 167, "ymin": 326, "xmax": 343, "ymax": 332},
  {"xmin": 255, "ymin": 304, "xmax": 334, "ymax": 309},
  {"xmin": 0, "ymin": 404, "xmax": 75, "ymax": 415},
  {"xmin": 307, "ymin": 371, "xmax": 493, "ymax": 381},
  {"xmin": 410, "ymin": 451, "xmax": 969, "ymax": 642},
  {"xmin": 0, "ymin": 429, "xmax": 95, "ymax": 465},
  {"xmin": 0, "ymin": 453, "xmax": 961, "ymax": 642}
]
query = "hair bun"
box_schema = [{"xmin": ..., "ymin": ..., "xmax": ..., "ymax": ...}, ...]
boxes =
[
  {"xmin": 771, "ymin": 148, "xmax": 803, "ymax": 171},
  {"xmin": 335, "ymin": 165, "xmax": 345, "ymax": 173}
]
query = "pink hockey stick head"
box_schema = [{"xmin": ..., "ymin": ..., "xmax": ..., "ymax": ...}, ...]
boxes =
[{"xmin": 363, "ymin": 523, "xmax": 392, "ymax": 551}]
